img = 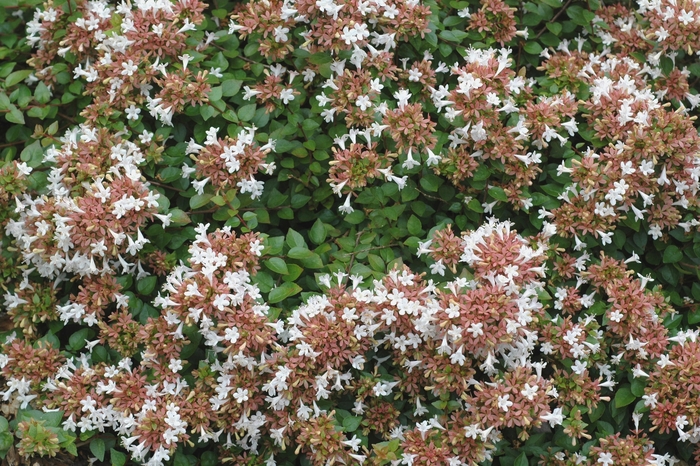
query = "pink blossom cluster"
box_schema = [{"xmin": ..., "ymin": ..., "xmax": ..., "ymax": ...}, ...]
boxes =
[
  {"xmin": 185, "ymin": 125, "xmax": 276, "ymax": 198},
  {"xmin": 541, "ymin": 48, "xmax": 700, "ymax": 242},
  {"xmin": 4, "ymin": 126, "xmax": 166, "ymax": 327},
  {"xmin": 1, "ymin": 215, "xmax": 684, "ymax": 465},
  {"xmin": 1, "ymin": 0, "xmax": 699, "ymax": 463},
  {"xmin": 26, "ymin": 0, "xmax": 211, "ymax": 124},
  {"xmin": 229, "ymin": 0, "xmax": 700, "ymax": 242},
  {"xmin": 1, "ymin": 219, "xmax": 566, "ymax": 466}
]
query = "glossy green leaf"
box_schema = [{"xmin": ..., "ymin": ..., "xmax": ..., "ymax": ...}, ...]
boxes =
[
  {"xmin": 309, "ymin": 219, "xmax": 327, "ymax": 245},
  {"xmin": 514, "ymin": 453, "xmax": 528, "ymax": 466},
  {"xmin": 614, "ymin": 385, "xmax": 636, "ymax": 408},
  {"xmin": 190, "ymin": 193, "xmax": 214, "ymax": 209},
  {"xmin": 90, "ymin": 438, "xmax": 106, "ymax": 462},
  {"xmin": 238, "ymin": 103, "xmax": 256, "ymax": 121},
  {"xmin": 34, "ymin": 81, "xmax": 51, "ymax": 104},
  {"xmin": 6, "ymin": 104, "xmax": 23, "ymax": 124},
  {"xmin": 342, "ymin": 416, "xmax": 362, "ymax": 432},
  {"xmin": 288, "ymin": 247, "xmax": 314, "ymax": 259},
  {"xmin": 268, "ymin": 282, "xmax": 303, "ymax": 304},
  {"xmin": 407, "ymin": 215, "xmax": 422, "ymax": 235},
  {"xmin": 137, "ymin": 276, "xmax": 158, "ymax": 295},
  {"xmin": 5, "ymin": 69, "xmax": 32, "ymax": 87},
  {"xmin": 488, "ymin": 186, "xmax": 508, "ymax": 202},
  {"xmin": 200, "ymin": 451, "xmax": 218, "ymax": 466},
  {"xmin": 662, "ymin": 245, "xmax": 683, "ymax": 264},
  {"xmin": 69, "ymin": 329, "xmax": 89, "ymax": 352},
  {"xmin": 286, "ymin": 229, "xmax": 307, "ymax": 249},
  {"xmin": 0, "ymin": 431, "xmax": 12, "ymax": 453},
  {"xmin": 169, "ymin": 208, "xmax": 191, "ymax": 225},
  {"xmin": 110, "ymin": 449, "xmax": 127, "ymax": 466},
  {"xmin": 265, "ymin": 257, "xmax": 289, "ymax": 275}
]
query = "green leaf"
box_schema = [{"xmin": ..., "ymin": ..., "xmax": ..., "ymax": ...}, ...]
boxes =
[
  {"xmin": 208, "ymin": 85, "xmax": 222, "ymax": 102},
  {"xmin": 20, "ymin": 140, "xmax": 42, "ymax": 167},
  {"xmin": 221, "ymin": 79, "xmax": 242, "ymax": 97},
  {"xmin": 159, "ymin": 166, "xmax": 181, "ymax": 183},
  {"xmin": 137, "ymin": 276, "xmax": 158, "ymax": 295},
  {"xmin": 439, "ymin": 30, "xmax": 469, "ymax": 42},
  {"xmin": 276, "ymin": 139, "xmax": 302, "ymax": 154},
  {"xmin": 344, "ymin": 210, "xmax": 365, "ymax": 224},
  {"xmin": 238, "ymin": 103, "xmax": 256, "ymax": 121},
  {"xmin": 265, "ymin": 236, "xmax": 285, "ymax": 255},
  {"xmin": 169, "ymin": 208, "xmax": 191, "ymax": 225},
  {"xmin": 61, "ymin": 438, "xmax": 77, "ymax": 456},
  {"xmin": 659, "ymin": 265, "xmax": 679, "ymax": 286},
  {"xmin": 6, "ymin": 104, "xmax": 24, "ymax": 124},
  {"xmin": 596, "ymin": 421, "xmax": 615, "ymax": 437},
  {"xmin": 614, "ymin": 385, "xmax": 636, "ymax": 408},
  {"xmin": 0, "ymin": 431, "xmax": 12, "ymax": 452},
  {"xmin": 407, "ymin": 215, "xmax": 422, "ymax": 236},
  {"xmin": 38, "ymin": 331, "xmax": 60, "ymax": 349},
  {"xmin": 300, "ymin": 253, "xmax": 324, "ymax": 269},
  {"xmin": 69, "ymin": 329, "xmax": 89, "ymax": 352},
  {"xmin": 472, "ymin": 164, "xmax": 491, "ymax": 181},
  {"xmin": 309, "ymin": 219, "xmax": 327, "ymax": 245},
  {"xmin": 514, "ymin": 453, "xmax": 528, "ymax": 466},
  {"xmin": 631, "ymin": 378, "xmax": 646, "ymax": 397},
  {"xmin": 5, "ymin": 69, "xmax": 32, "ymax": 87},
  {"xmin": 37, "ymin": 410, "xmax": 63, "ymax": 428},
  {"xmin": 110, "ymin": 449, "xmax": 127, "ymax": 466},
  {"xmin": 0, "ymin": 416, "xmax": 8, "ymax": 432},
  {"xmin": 190, "ymin": 193, "xmax": 213, "ymax": 209},
  {"xmin": 523, "ymin": 41, "xmax": 543, "ymax": 54},
  {"xmin": 242, "ymin": 210, "xmax": 258, "ymax": 229},
  {"xmin": 688, "ymin": 304, "xmax": 700, "ymax": 325},
  {"xmin": 566, "ymin": 5, "xmax": 593, "ymax": 26},
  {"xmin": 264, "ymin": 257, "xmax": 289, "ymax": 275},
  {"xmin": 342, "ymin": 416, "xmax": 362, "ymax": 432},
  {"xmin": 488, "ymin": 186, "xmax": 508, "ymax": 202},
  {"xmin": 419, "ymin": 173, "xmax": 442, "ymax": 192},
  {"xmin": 200, "ymin": 105, "xmax": 217, "ymax": 120},
  {"xmin": 34, "ymin": 81, "xmax": 51, "ymax": 104},
  {"xmin": 0, "ymin": 93, "xmax": 10, "ymax": 110},
  {"xmin": 692, "ymin": 282, "xmax": 700, "ymax": 302},
  {"xmin": 368, "ymin": 254, "xmax": 385, "ymax": 272},
  {"xmin": 443, "ymin": 16, "xmax": 464, "ymax": 27},
  {"xmin": 302, "ymin": 118, "xmax": 320, "ymax": 133},
  {"xmin": 173, "ymin": 452, "xmax": 190, "ymax": 466},
  {"xmin": 286, "ymin": 228, "xmax": 307, "ymax": 249},
  {"xmin": 200, "ymin": 451, "xmax": 218, "ymax": 466},
  {"xmin": 662, "ymin": 245, "xmax": 683, "ymax": 264},
  {"xmin": 268, "ymin": 282, "xmax": 302, "ymax": 304},
  {"xmin": 288, "ymin": 247, "xmax": 314, "ymax": 259},
  {"xmin": 546, "ymin": 22, "xmax": 562, "ymax": 35},
  {"xmin": 90, "ymin": 438, "xmax": 106, "ymax": 462},
  {"xmin": 309, "ymin": 52, "xmax": 333, "ymax": 65},
  {"xmin": 540, "ymin": 32, "xmax": 560, "ymax": 47}
]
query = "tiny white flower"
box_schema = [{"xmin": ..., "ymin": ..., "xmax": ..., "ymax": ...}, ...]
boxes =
[
  {"xmin": 233, "ymin": 388, "xmax": 249, "ymax": 403},
  {"xmin": 339, "ymin": 194, "xmax": 354, "ymax": 214},
  {"xmin": 125, "ymin": 105, "xmax": 141, "ymax": 120},
  {"xmin": 520, "ymin": 383, "xmax": 538, "ymax": 401},
  {"xmin": 497, "ymin": 394, "xmax": 513, "ymax": 412}
]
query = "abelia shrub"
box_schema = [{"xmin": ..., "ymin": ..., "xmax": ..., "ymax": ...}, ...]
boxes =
[{"xmin": 0, "ymin": 0, "xmax": 699, "ymax": 464}]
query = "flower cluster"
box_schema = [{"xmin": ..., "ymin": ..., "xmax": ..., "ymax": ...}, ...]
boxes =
[
  {"xmin": 186, "ymin": 125, "xmax": 275, "ymax": 198},
  {"xmin": 228, "ymin": 0, "xmax": 568, "ymax": 215},
  {"xmin": 27, "ymin": 0, "xmax": 210, "ymax": 124},
  {"xmin": 6, "ymin": 126, "xmax": 163, "ymax": 288},
  {"xmin": 544, "ymin": 48, "xmax": 700, "ymax": 240},
  {"xmin": 4, "ymin": 0, "xmax": 700, "ymax": 463}
]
